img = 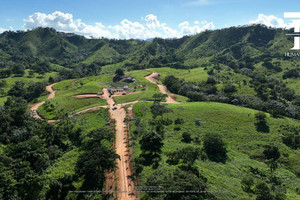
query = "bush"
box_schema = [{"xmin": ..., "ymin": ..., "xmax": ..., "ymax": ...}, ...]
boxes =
[
  {"xmin": 181, "ymin": 132, "xmax": 192, "ymax": 143},
  {"xmin": 174, "ymin": 117, "xmax": 185, "ymax": 124},
  {"xmin": 255, "ymin": 112, "xmax": 269, "ymax": 132},
  {"xmin": 203, "ymin": 133, "xmax": 227, "ymax": 163}
]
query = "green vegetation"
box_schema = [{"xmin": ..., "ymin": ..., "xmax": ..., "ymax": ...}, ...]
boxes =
[
  {"xmin": 0, "ymin": 96, "xmax": 115, "ymax": 200},
  {"xmin": 130, "ymin": 102, "xmax": 300, "ymax": 199},
  {"xmin": 1, "ymin": 25, "xmax": 300, "ymax": 200},
  {"xmin": 38, "ymin": 75, "xmax": 113, "ymax": 117}
]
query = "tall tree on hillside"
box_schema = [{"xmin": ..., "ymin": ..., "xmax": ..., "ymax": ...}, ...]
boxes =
[
  {"xmin": 115, "ymin": 68, "xmax": 124, "ymax": 77},
  {"xmin": 203, "ymin": 133, "xmax": 227, "ymax": 163},
  {"xmin": 139, "ymin": 131, "xmax": 164, "ymax": 155}
]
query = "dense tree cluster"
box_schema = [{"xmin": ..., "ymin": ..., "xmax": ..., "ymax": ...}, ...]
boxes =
[
  {"xmin": 8, "ymin": 81, "xmax": 46, "ymax": 102},
  {"xmin": 0, "ymin": 96, "xmax": 117, "ymax": 199},
  {"xmin": 163, "ymin": 75, "xmax": 300, "ymax": 120}
]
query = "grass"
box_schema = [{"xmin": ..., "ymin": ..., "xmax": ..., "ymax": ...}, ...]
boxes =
[
  {"xmin": 0, "ymin": 70, "xmax": 56, "ymax": 93},
  {"xmin": 285, "ymin": 78, "xmax": 300, "ymax": 95},
  {"xmin": 42, "ymin": 74, "xmax": 114, "ymax": 115},
  {"xmin": 0, "ymin": 96, "xmax": 8, "ymax": 106},
  {"xmin": 41, "ymin": 148, "xmax": 82, "ymax": 196},
  {"xmin": 41, "ymin": 108, "xmax": 110, "ymax": 196},
  {"xmin": 74, "ymin": 108, "xmax": 110, "ymax": 134},
  {"xmin": 144, "ymin": 67, "xmax": 209, "ymax": 83},
  {"xmin": 0, "ymin": 70, "xmax": 57, "ymax": 106},
  {"xmin": 114, "ymin": 68, "xmax": 190, "ymax": 104},
  {"xmin": 130, "ymin": 101, "xmax": 300, "ymax": 199}
]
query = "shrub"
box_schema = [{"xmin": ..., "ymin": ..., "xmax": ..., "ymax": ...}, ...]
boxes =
[{"xmin": 203, "ymin": 133, "xmax": 227, "ymax": 163}]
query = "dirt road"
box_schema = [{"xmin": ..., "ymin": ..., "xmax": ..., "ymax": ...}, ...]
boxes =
[
  {"xmin": 145, "ymin": 73, "xmax": 179, "ymax": 104},
  {"xmin": 30, "ymin": 83, "xmax": 57, "ymax": 120},
  {"xmin": 73, "ymin": 94, "xmax": 103, "ymax": 99},
  {"xmin": 46, "ymin": 83, "xmax": 56, "ymax": 99},
  {"xmin": 102, "ymin": 88, "xmax": 136, "ymax": 200}
]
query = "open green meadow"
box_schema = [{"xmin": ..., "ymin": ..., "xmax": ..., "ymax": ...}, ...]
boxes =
[
  {"xmin": 38, "ymin": 74, "xmax": 114, "ymax": 117},
  {"xmin": 130, "ymin": 101, "xmax": 300, "ymax": 200}
]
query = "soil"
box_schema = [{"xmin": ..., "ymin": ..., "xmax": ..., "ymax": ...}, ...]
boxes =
[
  {"xmin": 102, "ymin": 88, "xmax": 136, "ymax": 200},
  {"xmin": 30, "ymin": 83, "xmax": 57, "ymax": 120},
  {"xmin": 145, "ymin": 73, "xmax": 180, "ymax": 104}
]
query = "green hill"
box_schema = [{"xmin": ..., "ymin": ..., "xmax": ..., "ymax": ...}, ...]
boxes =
[{"xmin": 131, "ymin": 101, "xmax": 300, "ymax": 200}]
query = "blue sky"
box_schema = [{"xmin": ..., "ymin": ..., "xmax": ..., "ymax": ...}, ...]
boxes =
[{"xmin": 0, "ymin": 0, "xmax": 299, "ymax": 39}]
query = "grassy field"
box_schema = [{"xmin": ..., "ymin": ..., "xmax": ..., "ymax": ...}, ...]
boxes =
[
  {"xmin": 146, "ymin": 67, "xmax": 209, "ymax": 83},
  {"xmin": 0, "ymin": 70, "xmax": 57, "ymax": 105},
  {"xmin": 114, "ymin": 69, "xmax": 190, "ymax": 104},
  {"xmin": 75, "ymin": 108, "xmax": 110, "ymax": 134},
  {"xmin": 130, "ymin": 101, "xmax": 300, "ymax": 200},
  {"xmin": 285, "ymin": 78, "xmax": 300, "ymax": 95},
  {"xmin": 40, "ymin": 74, "xmax": 114, "ymax": 116}
]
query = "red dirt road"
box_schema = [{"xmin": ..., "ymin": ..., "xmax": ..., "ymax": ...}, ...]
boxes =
[
  {"xmin": 145, "ymin": 73, "xmax": 179, "ymax": 104},
  {"xmin": 102, "ymin": 88, "xmax": 136, "ymax": 200},
  {"xmin": 73, "ymin": 94, "xmax": 103, "ymax": 99},
  {"xmin": 30, "ymin": 83, "xmax": 57, "ymax": 120}
]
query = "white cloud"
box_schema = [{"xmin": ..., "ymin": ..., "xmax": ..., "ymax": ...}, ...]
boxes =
[
  {"xmin": 203, "ymin": 22, "xmax": 215, "ymax": 29},
  {"xmin": 23, "ymin": 11, "xmax": 215, "ymax": 39},
  {"xmin": 250, "ymin": 14, "xmax": 288, "ymax": 28},
  {"xmin": 145, "ymin": 14, "xmax": 163, "ymax": 29},
  {"xmin": 178, "ymin": 21, "xmax": 214, "ymax": 35},
  {"xmin": 0, "ymin": 28, "xmax": 7, "ymax": 33},
  {"xmin": 0, "ymin": 27, "xmax": 13, "ymax": 33}
]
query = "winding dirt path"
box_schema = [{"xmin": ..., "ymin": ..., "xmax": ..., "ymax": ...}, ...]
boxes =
[
  {"xmin": 102, "ymin": 88, "xmax": 136, "ymax": 200},
  {"xmin": 145, "ymin": 73, "xmax": 180, "ymax": 104},
  {"xmin": 73, "ymin": 94, "xmax": 103, "ymax": 99},
  {"xmin": 30, "ymin": 83, "xmax": 57, "ymax": 120}
]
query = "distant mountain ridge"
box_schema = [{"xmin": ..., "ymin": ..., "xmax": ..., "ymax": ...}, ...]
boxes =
[{"xmin": 0, "ymin": 25, "xmax": 295, "ymax": 71}]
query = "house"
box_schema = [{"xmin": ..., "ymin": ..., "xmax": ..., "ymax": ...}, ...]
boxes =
[
  {"xmin": 123, "ymin": 77, "xmax": 136, "ymax": 83},
  {"xmin": 123, "ymin": 85, "xmax": 129, "ymax": 90},
  {"xmin": 108, "ymin": 88, "xmax": 124, "ymax": 94}
]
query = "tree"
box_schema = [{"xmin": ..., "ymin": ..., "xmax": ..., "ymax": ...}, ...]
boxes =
[
  {"xmin": 115, "ymin": 68, "xmax": 124, "ymax": 77},
  {"xmin": 152, "ymin": 93, "xmax": 167, "ymax": 102},
  {"xmin": 0, "ymin": 80, "xmax": 7, "ymax": 88},
  {"xmin": 241, "ymin": 176, "xmax": 254, "ymax": 193},
  {"xmin": 254, "ymin": 181, "xmax": 273, "ymax": 200},
  {"xmin": 255, "ymin": 112, "xmax": 269, "ymax": 132},
  {"xmin": 223, "ymin": 83, "xmax": 237, "ymax": 94},
  {"xmin": 76, "ymin": 128, "xmax": 118, "ymax": 191},
  {"xmin": 12, "ymin": 64, "xmax": 25, "ymax": 76},
  {"xmin": 150, "ymin": 101, "xmax": 172, "ymax": 118},
  {"xmin": 181, "ymin": 132, "xmax": 192, "ymax": 143},
  {"xmin": 46, "ymin": 175, "xmax": 75, "ymax": 200},
  {"xmin": 203, "ymin": 133, "xmax": 227, "ymax": 163},
  {"xmin": 145, "ymin": 167, "xmax": 211, "ymax": 200},
  {"xmin": 48, "ymin": 76, "xmax": 55, "ymax": 84},
  {"xmin": 139, "ymin": 131, "xmax": 163, "ymax": 155},
  {"xmin": 263, "ymin": 145, "xmax": 280, "ymax": 172}
]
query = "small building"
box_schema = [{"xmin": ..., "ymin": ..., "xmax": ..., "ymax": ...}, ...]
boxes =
[
  {"xmin": 123, "ymin": 85, "xmax": 129, "ymax": 90},
  {"xmin": 108, "ymin": 88, "xmax": 124, "ymax": 94},
  {"xmin": 124, "ymin": 77, "xmax": 136, "ymax": 83}
]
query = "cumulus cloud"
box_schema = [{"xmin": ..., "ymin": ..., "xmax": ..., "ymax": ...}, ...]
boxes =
[
  {"xmin": 0, "ymin": 28, "xmax": 7, "ymax": 33},
  {"xmin": 23, "ymin": 11, "xmax": 215, "ymax": 39},
  {"xmin": 0, "ymin": 27, "xmax": 13, "ymax": 33},
  {"xmin": 250, "ymin": 14, "xmax": 289, "ymax": 28}
]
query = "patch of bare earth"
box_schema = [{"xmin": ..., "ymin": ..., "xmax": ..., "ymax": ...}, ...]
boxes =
[
  {"xmin": 145, "ymin": 73, "xmax": 180, "ymax": 104},
  {"xmin": 102, "ymin": 88, "xmax": 136, "ymax": 200}
]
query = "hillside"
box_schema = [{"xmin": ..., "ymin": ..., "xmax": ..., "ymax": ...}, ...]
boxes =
[{"xmin": 0, "ymin": 25, "xmax": 300, "ymax": 200}]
